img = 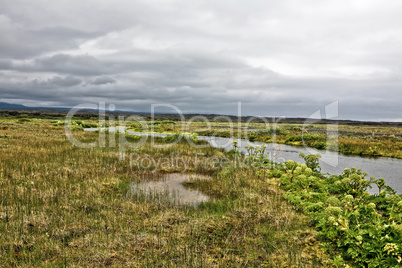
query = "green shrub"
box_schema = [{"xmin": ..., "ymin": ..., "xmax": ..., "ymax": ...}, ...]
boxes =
[
  {"xmin": 270, "ymin": 169, "xmax": 282, "ymax": 178},
  {"xmin": 299, "ymin": 153, "xmax": 321, "ymax": 172},
  {"xmin": 280, "ymin": 154, "xmax": 402, "ymax": 267},
  {"xmin": 314, "ymin": 142, "xmax": 326, "ymax": 150}
]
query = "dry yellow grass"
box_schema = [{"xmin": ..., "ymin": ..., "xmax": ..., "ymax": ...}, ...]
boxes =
[{"xmin": 0, "ymin": 117, "xmax": 330, "ymax": 266}]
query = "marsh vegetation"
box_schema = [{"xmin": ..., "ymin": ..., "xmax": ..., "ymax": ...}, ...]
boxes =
[
  {"xmin": 0, "ymin": 116, "xmax": 326, "ymax": 267},
  {"xmin": 1, "ymin": 114, "xmax": 401, "ymax": 267}
]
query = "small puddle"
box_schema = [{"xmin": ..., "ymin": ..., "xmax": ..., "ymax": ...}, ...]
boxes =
[{"xmin": 128, "ymin": 173, "xmax": 210, "ymax": 206}]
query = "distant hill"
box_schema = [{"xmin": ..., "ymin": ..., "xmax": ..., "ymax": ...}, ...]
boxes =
[
  {"xmin": 0, "ymin": 102, "xmax": 400, "ymax": 126},
  {"xmin": 0, "ymin": 102, "xmax": 31, "ymax": 110},
  {"xmin": 0, "ymin": 102, "xmax": 92, "ymax": 112},
  {"xmin": 0, "ymin": 102, "xmax": 137, "ymax": 113}
]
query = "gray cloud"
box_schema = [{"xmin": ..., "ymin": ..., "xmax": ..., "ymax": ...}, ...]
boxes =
[
  {"xmin": 90, "ymin": 76, "xmax": 116, "ymax": 85},
  {"xmin": 0, "ymin": 0, "xmax": 401, "ymax": 121},
  {"xmin": 0, "ymin": 15, "xmax": 101, "ymax": 59},
  {"xmin": 41, "ymin": 76, "xmax": 83, "ymax": 87},
  {"xmin": 33, "ymin": 54, "xmax": 106, "ymax": 76}
]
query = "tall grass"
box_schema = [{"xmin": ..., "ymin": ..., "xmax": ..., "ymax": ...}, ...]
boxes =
[{"xmin": 0, "ymin": 118, "xmax": 329, "ymax": 266}]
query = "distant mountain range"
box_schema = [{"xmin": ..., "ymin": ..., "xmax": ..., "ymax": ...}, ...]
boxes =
[
  {"xmin": 1, "ymin": 102, "xmax": 400, "ymax": 125},
  {"xmin": 0, "ymin": 102, "xmax": 71, "ymax": 111},
  {"xmin": 0, "ymin": 102, "xmax": 135, "ymax": 113}
]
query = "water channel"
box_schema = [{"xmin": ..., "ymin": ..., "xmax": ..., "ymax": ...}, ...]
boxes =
[{"xmin": 85, "ymin": 128, "xmax": 402, "ymax": 194}]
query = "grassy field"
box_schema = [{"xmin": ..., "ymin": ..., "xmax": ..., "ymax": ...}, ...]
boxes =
[
  {"xmin": 3, "ymin": 111, "xmax": 402, "ymax": 158},
  {"xmin": 1, "ymin": 114, "xmax": 402, "ymax": 267},
  {"xmin": 112, "ymin": 115, "xmax": 402, "ymax": 159},
  {"xmin": 181, "ymin": 121, "xmax": 402, "ymax": 159},
  {"xmin": 0, "ymin": 116, "xmax": 328, "ymax": 267}
]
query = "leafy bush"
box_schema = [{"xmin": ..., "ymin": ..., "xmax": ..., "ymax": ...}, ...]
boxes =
[
  {"xmin": 270, "ymin": 169, "xmax": 282, "ymax": 178},
  {"xmin": 280, "ymin": 154, "xmax": 402, "ymax": 267},
  {"xmin": 314, "ymin": 142, "xmax": 326, "ymax": 150},
  {"xmin": 299, "ymin": 153, "xmax": 321, "ymax": 172}
]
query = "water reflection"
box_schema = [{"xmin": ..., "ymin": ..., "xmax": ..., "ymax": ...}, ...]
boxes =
[{"xmin": 128, "ymin": 173, "xmax": 210, "ymax": 205}]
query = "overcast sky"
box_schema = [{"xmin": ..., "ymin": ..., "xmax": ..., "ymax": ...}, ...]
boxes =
[{"xmin": 0, "ymin": 0, "xmax": 401, "ymax": 121}]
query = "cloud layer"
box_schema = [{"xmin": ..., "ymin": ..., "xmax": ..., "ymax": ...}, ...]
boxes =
[{"xmin": 1, "ymin": 0, "xmax": 401, "ymax": 121}]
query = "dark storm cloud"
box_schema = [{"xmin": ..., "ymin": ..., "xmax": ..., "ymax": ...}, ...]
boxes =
[{"xmin": 0, "ymin": 0, "xmax": 401, "ymax": 121}]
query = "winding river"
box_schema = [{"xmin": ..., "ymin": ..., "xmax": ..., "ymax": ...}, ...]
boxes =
[{"xmin": 85, "ymin": 128, "xmax": 402, "ymax": 194}]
